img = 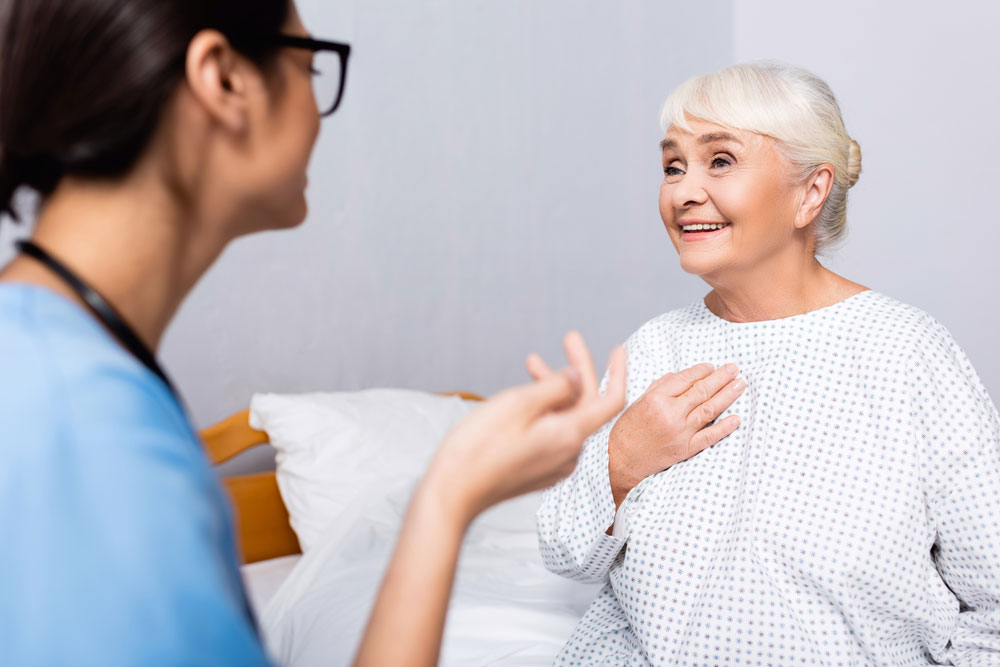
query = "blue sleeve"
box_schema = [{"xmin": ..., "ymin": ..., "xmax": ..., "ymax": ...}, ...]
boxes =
[{"xmin": 0, "ymin": 356, "xmax": 272, "ymax": 665}]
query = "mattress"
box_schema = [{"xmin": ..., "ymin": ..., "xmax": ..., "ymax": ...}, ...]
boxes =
[
  {"xmin": 241, "ymin": 554, "xmax": 302, "ymax": 616},
  {"xmin": 258, "ymin": 483, "xmax": 600, "ymax": 666}
]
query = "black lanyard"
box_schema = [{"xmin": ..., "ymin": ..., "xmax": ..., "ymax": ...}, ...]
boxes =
[{"xmin": 16, "ymin": 240, "xmax": 177, "ymax": 397}]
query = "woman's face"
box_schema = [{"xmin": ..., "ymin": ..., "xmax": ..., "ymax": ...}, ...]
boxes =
[
  {"xmin": 658, "ymin": 116, "xmax": 806, "ymax": 280},
  {"xmin": 236, "ymin": 3, "xmax": 321, "ymax": 233}
]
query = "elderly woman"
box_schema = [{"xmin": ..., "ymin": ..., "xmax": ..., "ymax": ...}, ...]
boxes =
[{"xmin": 536, "ymin": 62, "xmax": 1000, "ymax": 665}]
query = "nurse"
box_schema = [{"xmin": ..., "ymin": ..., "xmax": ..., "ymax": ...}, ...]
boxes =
[
  {"xmin": 0, "ymin": 0, "xmax": 646, "ymax": 664},
  {"xmin": 1, "ymin": 0, "xmax": 751, "ymax": 660}
]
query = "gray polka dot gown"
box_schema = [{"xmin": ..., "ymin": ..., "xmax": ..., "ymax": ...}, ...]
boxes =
[{"xmin": 537, "ymin": 290, "xmax": 1000, "ymax": 665}]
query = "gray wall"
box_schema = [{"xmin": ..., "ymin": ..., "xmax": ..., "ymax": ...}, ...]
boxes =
[
  {"xmin": 2, "ymin": 1, "xmax": 996, "ymax": 435},
  {"xmin": 160, "ymin": 0, "xmax": 735, "ymax": 428}
]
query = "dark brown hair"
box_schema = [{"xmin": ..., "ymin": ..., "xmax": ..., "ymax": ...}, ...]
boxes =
[{"xmin": 0, "ymin": 0, "xmax": 290, "ymax": 220}]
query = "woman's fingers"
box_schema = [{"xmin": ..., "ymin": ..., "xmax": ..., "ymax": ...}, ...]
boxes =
[
  {"xmin": 562, "ymin": 331, "xmax": 599, "ymax": 397},
  {"xmin": 518, "ymin": 366, "xmax": 583, "ymax": 417},
  {"xmin": 562, "ymin": 346, "xmax": 627, "ymax": 434},
  {"xmin": 687, "ymin": 413, "xmax": 741, "ymax": 456},
  {"xmin": 679, "ymin": 363, "xmax": 740, "ymax": 414},
  {"xmin": 525, "ymin": 337, "xmax": 625, "ymax": 442},
  {"xmin": 687, "ymin": 377, "xmax": 745, "ymax": 427},
  {"xmin": 656, "ymin": 363, "xmax": 715, "ymax": 396},
  {"xmin": 525, "ymin": 353, "xmax": 554, "ymax": 381},
  {"xmin": 525, "ymin": 331, "xmax": 596, "ymax": 390}
]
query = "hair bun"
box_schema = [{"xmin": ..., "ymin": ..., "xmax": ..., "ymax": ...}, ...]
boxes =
[{"xmin": 846, "ymin": 139, "xmax": 862, "ymax": 188}]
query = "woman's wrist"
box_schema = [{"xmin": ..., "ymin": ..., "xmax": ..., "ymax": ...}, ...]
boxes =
[
  {"xmin": 607, "ymin": 427, "xmax": 638, "ymax": 508},
  {"xmin": 609, "ymin": 469, "xmax": 634, "ymax": 509},
  {"xmin": 416, "ymin": 459, "xmax": 480, "ymax": 533}
]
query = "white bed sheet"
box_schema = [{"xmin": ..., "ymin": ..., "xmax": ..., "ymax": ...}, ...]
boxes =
[
  {"xmin": 259, "ymin": 480, "xmax": 602, "ymax": 667},
  {"xmin": 241, "ymin": 554, "xmax": 302, "ymax": 617}
]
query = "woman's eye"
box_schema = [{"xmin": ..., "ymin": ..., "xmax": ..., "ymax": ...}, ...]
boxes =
[
  {"xmin": 664, "ymin": 166, "xmax": 684, "ymax": 177},
  {"xmin": 711, "ymin": 156, "xmax": 732, "ymax": 169}
]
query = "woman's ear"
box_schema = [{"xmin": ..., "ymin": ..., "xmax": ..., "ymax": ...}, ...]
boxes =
[
  {"xmin": 184, "ymin": 29, "xmax": 250, "ymax": 134},
  {"xmin": 795, "ymin": 163, "xmax": 835, "ymax": 229}
]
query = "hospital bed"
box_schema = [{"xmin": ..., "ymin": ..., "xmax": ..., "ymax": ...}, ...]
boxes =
[{"xmin": 201, "ymin": 390, "xmax": 599, "ymax": 666}]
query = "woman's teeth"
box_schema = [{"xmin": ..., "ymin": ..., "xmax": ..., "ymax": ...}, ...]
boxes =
[{"xmin": 681, "ymin": 222, "xmax": 730, "ymax": 232}]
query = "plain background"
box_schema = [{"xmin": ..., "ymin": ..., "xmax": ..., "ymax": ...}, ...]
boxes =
[{"xmin": 1, "ymin": 1, "xmax": 996, "ymax": 441}]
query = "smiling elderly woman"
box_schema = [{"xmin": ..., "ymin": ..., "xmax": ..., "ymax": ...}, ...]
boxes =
[{"xmin": 536, "ymin": 62, "xmax": 1000, "ymax": 665}]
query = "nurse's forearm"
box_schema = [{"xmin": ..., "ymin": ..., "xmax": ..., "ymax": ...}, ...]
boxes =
[{"xmin": 353, "ymin": 472, "xmax": 470, "ymax": 667}]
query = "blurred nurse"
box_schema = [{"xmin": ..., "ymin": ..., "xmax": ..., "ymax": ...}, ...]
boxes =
[{"xmin": 0, "ymin": 1, "xmax": 629, "ymax": 664}]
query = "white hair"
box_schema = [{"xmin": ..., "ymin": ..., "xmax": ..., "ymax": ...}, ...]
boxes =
[{"xmin": 660, "ymin": 61, "xmax": 861, "ymax": 254}]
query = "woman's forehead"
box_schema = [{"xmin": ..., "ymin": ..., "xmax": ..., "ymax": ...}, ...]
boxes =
[{"xmin": 662, "ymin": 118, "xmax": 759, "ymax": 151}]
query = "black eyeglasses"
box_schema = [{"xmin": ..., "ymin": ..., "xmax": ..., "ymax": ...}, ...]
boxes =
[{"xmin": 274, "ymin": 35, "xmax": 351, "ymax": 116}]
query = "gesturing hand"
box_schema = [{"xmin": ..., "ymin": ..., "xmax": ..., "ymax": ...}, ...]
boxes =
[
  {"xmin": 606, "ymin": 362, "xmax": 744, "ymax": 507},
  {"xmin": 426, "ymin": 331, "xmax": 627, "ymax": 525},
  {"xmin": 357, "ymin": 334, "xmax": 626, "ymax": 667}
]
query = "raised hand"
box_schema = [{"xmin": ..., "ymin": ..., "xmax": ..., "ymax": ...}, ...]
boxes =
[
  {"xmin": 426, "ymin": 331, "xmax": 627, "ymax": 524},
  {"xmin": 356, "ymin": 332, "xmax": 627, "ymax": 667}
]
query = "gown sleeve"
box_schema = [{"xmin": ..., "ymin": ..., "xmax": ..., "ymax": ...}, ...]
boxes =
[
  {"xmin": 536, "ymin": 326, "xmax": 657, "ymax": 584},
  {"xmin": 912, "ymin": 316, "xmax": 1000, "ymax": 663},
  {"xmin": 536, "ymin": 415, "xmax": 628, "ymax": 583}
]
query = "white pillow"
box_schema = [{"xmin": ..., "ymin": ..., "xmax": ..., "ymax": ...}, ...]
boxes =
[{"xmin": 249, "ymin": 389, "xmax": 478, "ymax": 552}]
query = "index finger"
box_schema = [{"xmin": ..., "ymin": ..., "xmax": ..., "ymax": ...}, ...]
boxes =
[
  {"xmin": 516, "ymin": 366, "xmax": 584, "ymax": 418},
  {"xmin": 565, "ymin": 345, "xmax": 627, "ymax": 434},
  {"xmin": 563, "ymin": 331, "xmax": 599, "ymax": 398},
  {"xmin": 679, "ymin": 363, "xmax": 740, "ymax": 413},
  {"xmin": 656, "ymin": 362, "xmax": 715, "ymax": 396},
  {"xmin": 525, "ymin": 353, "xmax": 554, "ymax": 381}
]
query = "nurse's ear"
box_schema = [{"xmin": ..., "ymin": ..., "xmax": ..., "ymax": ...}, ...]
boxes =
[{"xmin": 184, "ymin": 29, "xmax": 253, "ymax": 134}]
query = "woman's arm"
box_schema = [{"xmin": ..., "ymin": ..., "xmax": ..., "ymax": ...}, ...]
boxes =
[
  {"xmin": 353, "ymin": 333, "xmax": 627, "ymax": 667},
  {"xmin": 914, "ymin": 318, "xmax": 1000, "ymax": 663},
  {"xmin": 535, "ymin": 416, "xmax": 630, "ymax": 583},
  {"xmin": 351, "ymin": 473, "xmax": 470, "ymax": 667},
  {"xmin": 533, "ymin": 331, "xmax": 744, "ymax": 582}
]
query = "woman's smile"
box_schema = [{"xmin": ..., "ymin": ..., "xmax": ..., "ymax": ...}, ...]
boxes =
[{"xmin": 679, "ymin": 219, "xmax": 732, "ymax": 242}]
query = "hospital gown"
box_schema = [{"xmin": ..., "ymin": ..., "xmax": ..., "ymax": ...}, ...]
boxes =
[{"xmin": 537, "ymin": 289, "xmax": 1000, "ymax": 665}]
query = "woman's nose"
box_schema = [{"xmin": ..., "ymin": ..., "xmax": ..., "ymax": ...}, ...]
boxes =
[{"xmin": 671, "ymin": 173, "xmax": 709, "ymax": 210}]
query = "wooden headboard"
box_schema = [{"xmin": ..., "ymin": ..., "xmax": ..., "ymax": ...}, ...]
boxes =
[{"xmin": 200, "ymin": 392, "xmax": 485, "ymax": 564}]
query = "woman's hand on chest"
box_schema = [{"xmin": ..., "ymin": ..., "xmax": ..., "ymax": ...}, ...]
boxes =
[{"xmin": 607, "ymin": 362, "xmax": 745, "ymax": 507}]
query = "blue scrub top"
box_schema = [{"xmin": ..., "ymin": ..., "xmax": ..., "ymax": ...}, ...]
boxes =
[{"xmin": 0, "ymin": 284, "xmax": 271, "ymax": 666}]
